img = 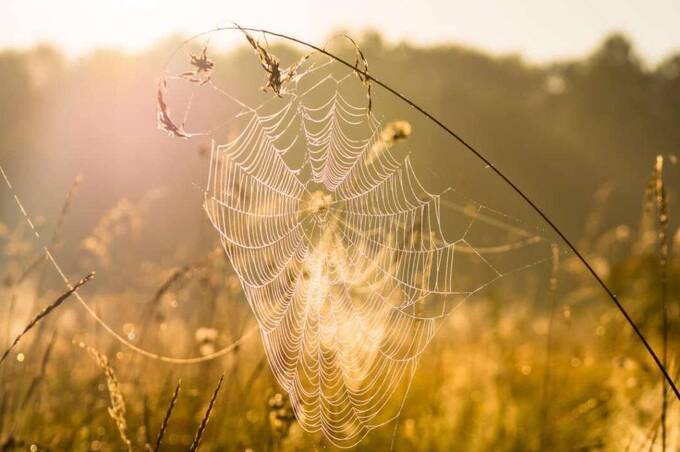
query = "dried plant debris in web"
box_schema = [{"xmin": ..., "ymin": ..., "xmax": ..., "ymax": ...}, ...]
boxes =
[
  {"xmin": 157, "ymin": 45, "xmax": 215, "ymax": 137},
  {"xmin": 237, "ymin": 24, "xmax": 310, "ymax": 97},
  {"xmin": 156, "ymin": 77, "xmax": 191, "ymax": 138},
  {"xmin": 343, "ymin": 34, "xmax": 373, "ymax": 113},
  {"xmin": 178, "ymin": 46, "xmax": 215, "ymax": 85}
]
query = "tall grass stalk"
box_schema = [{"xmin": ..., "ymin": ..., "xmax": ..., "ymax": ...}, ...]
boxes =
[
  {"xmin": 154, "ymin": 379, "xmax": 182, "ymax": 452},
  {"xmin": 189, "ymin": 374, "xmax": 224, "ymax": 452}
]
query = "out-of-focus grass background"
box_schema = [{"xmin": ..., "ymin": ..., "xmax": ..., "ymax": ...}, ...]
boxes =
[{"xmin": 0, "ymin": 13, "xmax": 679, "ymax": 452}]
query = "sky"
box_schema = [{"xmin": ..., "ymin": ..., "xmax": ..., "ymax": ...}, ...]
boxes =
[{"xmin": 2, "ymin": 0, "xmax": 680, "ymax": 64}]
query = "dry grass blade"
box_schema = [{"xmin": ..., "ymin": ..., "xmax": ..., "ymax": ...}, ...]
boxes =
[
  {"xmin": 189, "ymin": 374, "xmax": 224, "ymax": 452},
  {"xmin": 153, "ymin": 379, "xmax": 181, "ymax": 452},
  {"xmin": 77, "ymin": 341, "xmax": 133, "ymax": 452},
  {"xmin": 0, "ymin": 272, "xmax": 94, "ymax": 365},
  {"xmin": 342, "ymin": 34, "xmax": 372, "ymax": 113},
  {"xmin": 237, "ymin": 23, "xmax": 310, "ymax": 97},
  {"xmin": 157, "ymin": 77, "xmax": 191, "ymax": 138}
]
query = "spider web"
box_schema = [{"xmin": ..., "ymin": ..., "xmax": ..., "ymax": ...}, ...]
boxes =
[{"xmin": 165, "ymin": 41, "xmax": 552, "ymax": 447}]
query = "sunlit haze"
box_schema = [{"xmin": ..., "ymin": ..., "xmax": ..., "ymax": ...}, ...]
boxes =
[{"xmin": 3, "ymin": 0, "xmax": 680, "ymax": 63}]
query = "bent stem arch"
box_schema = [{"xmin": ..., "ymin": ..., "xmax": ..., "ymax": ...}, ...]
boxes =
[{"xmin": 172, "ymin": 25, "xmax": 679, "ymax": 400}]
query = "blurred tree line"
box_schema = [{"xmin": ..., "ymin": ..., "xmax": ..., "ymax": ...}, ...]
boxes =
[{"xmin": 0, "ymin": 32, "xmax": 677, "ymax": 265}]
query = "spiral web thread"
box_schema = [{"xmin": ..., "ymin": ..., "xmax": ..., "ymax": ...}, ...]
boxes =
[{"xmin": 198, "ymin": 54, "xmax": 549, "ymax": 447}]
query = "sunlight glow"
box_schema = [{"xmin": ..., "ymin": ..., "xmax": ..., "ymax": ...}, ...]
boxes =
[{"xmin": 2, "ymin": 0, "xmax": 680, "ymax": 63}]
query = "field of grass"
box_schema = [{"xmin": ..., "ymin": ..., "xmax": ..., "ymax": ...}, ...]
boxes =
[
  {"xmin": 0, "ymin": 30, "xmax": 679, "ymax": 451},
  {"xmin": 0, "ymin": 155, "xmax": 677, "ymax": 451}
]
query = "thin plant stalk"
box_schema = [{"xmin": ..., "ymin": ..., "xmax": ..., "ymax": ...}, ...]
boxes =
[
  {"xmin": 189, "ymin": 374, "xmax": 224, "ymax": 452},
  {"xmin": 154, "ymin": 379, "xmax": 181, "ymax": 452}
]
